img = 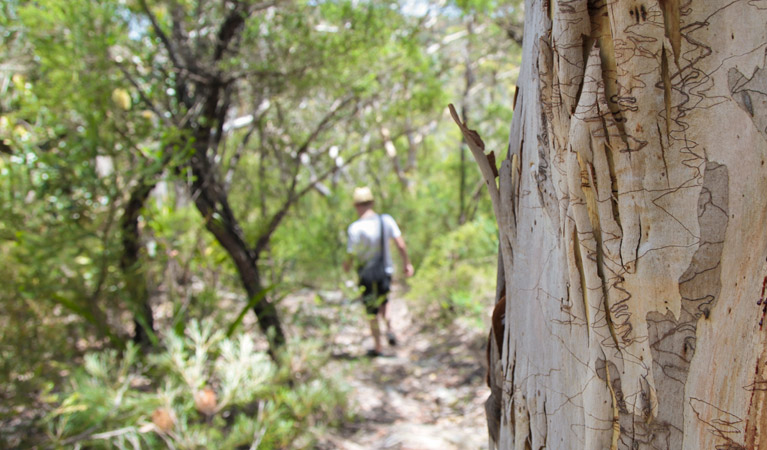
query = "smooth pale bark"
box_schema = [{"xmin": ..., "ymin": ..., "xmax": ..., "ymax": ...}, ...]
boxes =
[{"xmin": 461, "ymin": 0, "xmax": 767, "ymax": 448}]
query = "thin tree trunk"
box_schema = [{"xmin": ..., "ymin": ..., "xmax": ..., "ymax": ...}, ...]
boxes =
[
  {"xmin": 405, "ymin": 119, "xmax": 418, "ymax": 174},
  {"xmin": 186, "ymin": 82, "xmax": 286, "ymax": 354},
  {"xmin": 120, "ymin": 178, "xmax": 158, "ymax": 347},
  {"xmin": 133, "ymin": 0, "xmax": 290, "ymax": 355},
  {"xmin": 459, "ymin": 16, "xmax": 475, "ymax": 226},
  {"xmin": 380, "ymin": 126, "xmax": 409, "ymax": 189},
  {"xmin": 458, "ymin": 0, "xmax": 767, "ymax": 448},
  {"xmin": 187, "ymin": 149, "xmax": 286, "ymax": 352}
]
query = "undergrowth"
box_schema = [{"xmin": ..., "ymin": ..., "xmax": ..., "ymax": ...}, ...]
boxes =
[
  {"xmin": 38, "ymin": 320, "xmax": 350, "ymax": 449},
  {"xmin": 406, "ymin": 216, "xmax": 498, "ymax": 329}
]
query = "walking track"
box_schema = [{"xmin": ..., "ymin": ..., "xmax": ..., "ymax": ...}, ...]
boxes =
[{"xmin": 282, "ymin": 289, "xmax": 491, "ymax": 450}]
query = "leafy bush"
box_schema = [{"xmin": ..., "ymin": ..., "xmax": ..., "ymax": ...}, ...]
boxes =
[
  {"xmin": 41, "ymin": 320, "xmax": 350, "ymax": 449},
  {"xmin": 406, "ymin": 215, "xmax": 498, "ymax": 326}
]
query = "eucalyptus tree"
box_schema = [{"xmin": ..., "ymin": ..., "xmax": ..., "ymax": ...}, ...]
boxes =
[{"xmin": 459, "ymin": 0, "xmax": 767, "ymax": 448}]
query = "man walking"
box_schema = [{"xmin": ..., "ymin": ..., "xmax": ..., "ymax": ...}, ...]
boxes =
[{"xmin": 344, "ymin": 187, "xmax": 414, "ymax": 356}]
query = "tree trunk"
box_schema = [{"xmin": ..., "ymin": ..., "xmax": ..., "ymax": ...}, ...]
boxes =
[
  {"xmin": 132, "ymin": 0, "xmax": 287, "ymax": 356},
  {"xmin": 120, "ymin": 178, "xmax": 158, "ymax": 347},
  {"xmin": 459, "ymin": 16, "xmax": 475, "ymax": 226},
  {"xmin": 186, "ymin": 84, "xmax": 287, "ymax": 355},
  {"xmin": 187, "ymin": 150, "xmax": 286, "ymax": 353},
  {"xmin": 469, "ymin": 0, "xmax": 767, "ymax": 448}
]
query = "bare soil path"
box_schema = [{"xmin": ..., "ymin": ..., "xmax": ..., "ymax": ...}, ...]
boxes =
[{"xmin": 282, "ymin": 288, "xmax": 490, "ymax": 450}]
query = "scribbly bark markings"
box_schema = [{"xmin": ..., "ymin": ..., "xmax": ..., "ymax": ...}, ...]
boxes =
[
  {"xmin": 729, "ymin": 62, "xmax": 767, "ymax": 142},
  {"xmin": 646, "ymin": 162, "xmax": 729, "ymax": 449},
  {"xmin": 494, "ymin": 0, "xmax": 767, "ymax": 449}
]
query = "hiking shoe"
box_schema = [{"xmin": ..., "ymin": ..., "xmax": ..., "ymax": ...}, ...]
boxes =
[
  {"xmin": 366, "ymin": 349, "xmax": 383, "ymax": 358},
  {"xmin": 386, "ymin": 332, "xmax": 398, "ymax": 347}
]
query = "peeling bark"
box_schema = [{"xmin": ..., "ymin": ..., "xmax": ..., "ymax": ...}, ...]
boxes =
[
  {"xmin": 461, "ymin": 0, "xmax": 767, "ymax": 448},
  {"xmin": 487, "ymin": 295, "xmax": 507, "ymax": 449}
]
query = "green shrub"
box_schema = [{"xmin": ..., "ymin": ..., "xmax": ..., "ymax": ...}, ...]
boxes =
[
  {"xmin": 406, "ymin": 215, "xmax": 498, "ymax": 327},
  {"xmin": 42, "ymin": 320, "xmax": 349, "ymax": 449}
]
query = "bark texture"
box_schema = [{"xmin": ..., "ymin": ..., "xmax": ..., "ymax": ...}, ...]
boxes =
[{"xmin": 466, "ymin": 0, "xmax": 767, "ymax": 448}]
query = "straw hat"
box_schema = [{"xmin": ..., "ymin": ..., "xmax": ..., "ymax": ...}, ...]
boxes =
[{"xmin": 352, "ymin": 186, "xmax": 374, "ymax": 204}]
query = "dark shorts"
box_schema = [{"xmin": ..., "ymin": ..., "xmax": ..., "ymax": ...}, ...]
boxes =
[{"xmin": 360, "ymin": 275, "xmax": 391, "ymax": 316}]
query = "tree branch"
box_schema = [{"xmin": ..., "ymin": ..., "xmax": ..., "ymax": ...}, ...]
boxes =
[
  {"xmin": 212, "ymin": 2, "xmax": 250, "ymax": 62},
  {"xmin": 253, "ymin": 147, "xmax": 374, "ymax": 257},
  {"xmin": 295, "ymin": 96, "xmax": 357, "ymax": 157},
  {"xmin": 297, "ymin": 148, "xmax": 372, "ymax": 198},
  {"xmin": 448, "ymin": 103, "xmax": 501, "ymax": 221},
  {"xmin": 268, "ymin": 95, "xmax": 360, "ymax": 218},
  {"xmin": 114, "ymin": 62, "xmax": 171, "ymax": 126},
  {"xmin": 137, "ymin": 0, "xmax": 183, "ymax": 69},
  {"xmin": 379, "ymin": 126, "xmax": 409, "ymax": 188},
  {"xmin": 225, "ymin": 66, "xmax": 309, "ymax": 84},
  {"xmin": 224, "ymin": 113, "xmax": 262, "ymax": 190}
]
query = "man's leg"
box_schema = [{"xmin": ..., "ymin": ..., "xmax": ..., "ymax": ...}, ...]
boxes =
[
  {"xmin": 379, "ymin": 301, "xmax": 393, "ymax": 333},
  {"xmin": 379, "ymin": 299, "xmax": 397, "ymax": 346},
  {"xmin": 365, "ymin": 282, "xmax": 393, "ymax": 355},
  {"xmin": 363, "ymin": 288, "xmax": 384, "ymax": 354},
  {"xmin": 369, "ymin": 313, "xmax": 383, "ymax": 353}
]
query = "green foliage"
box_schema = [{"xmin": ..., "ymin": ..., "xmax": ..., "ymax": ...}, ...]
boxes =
[
  {"xmin": 267, "ymin": 193, "xmax": 350, "ymax": 287},
  {"xmin": 0, "ymin": 0, "xmax": 522, "ymax": 443},
  {"xmin": 42, "ymin": 320, "xmax": 349, "ymax": 449},
  {"xmin": 406, "ymin": 215, "xmax": 498, "ymax": 325},
  {"xmin": 0, "ymin": 0, "xmax": 180, "ymax": 347}
]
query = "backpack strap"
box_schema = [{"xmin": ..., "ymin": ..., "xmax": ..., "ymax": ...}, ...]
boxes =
[{"xmin": 378, "ymin": 214, "xmax": 385, "ymax": 265}]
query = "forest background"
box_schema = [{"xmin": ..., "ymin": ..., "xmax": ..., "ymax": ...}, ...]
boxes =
[{"xmin": 0, "ymin": 0, "xmax": 522, "ymax": 447}]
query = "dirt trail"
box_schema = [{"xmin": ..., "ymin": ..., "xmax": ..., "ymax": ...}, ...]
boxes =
[{"xmin": 283, "ymin": 288, "xmax": 490, "ymax": 450}]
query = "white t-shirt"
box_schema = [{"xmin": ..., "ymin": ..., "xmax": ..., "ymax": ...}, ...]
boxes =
[{"xmin": 347, "ymin": 213, "xmax": 402, "ymax": 274}]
